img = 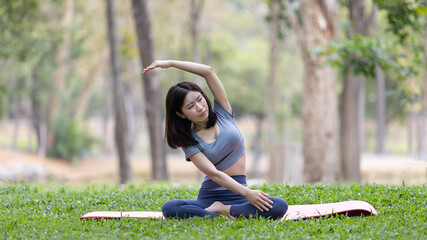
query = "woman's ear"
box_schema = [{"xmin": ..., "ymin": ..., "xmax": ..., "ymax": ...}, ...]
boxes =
[{"xmin": 176, "ymin": 111, "xmax": 186, "ymax": 119}]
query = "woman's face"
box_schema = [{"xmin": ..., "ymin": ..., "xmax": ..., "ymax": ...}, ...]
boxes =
[{"xmin": 180, "ymin": 91, "xmax": 209, "ymax": 123}]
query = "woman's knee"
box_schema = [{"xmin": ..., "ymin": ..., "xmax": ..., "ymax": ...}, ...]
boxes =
[
  {"xmin": 268, "ymin": 197, "xmax": 288, "ymax": 218},
  {"xmin": 161, "ymin": 200, "xmax": 179, "ymax": 217}
]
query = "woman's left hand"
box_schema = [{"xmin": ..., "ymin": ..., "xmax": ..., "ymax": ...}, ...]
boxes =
[
  {"xmin": 244, "ymin": 189, "xmax": 274, "ymax": 212},
  {"xmin": 143, "ymin": 60, "xmax": 172, "ymax": 73}
]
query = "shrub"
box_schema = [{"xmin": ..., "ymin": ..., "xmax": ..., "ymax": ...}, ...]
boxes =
[{"xmin": 47, "ymin": 116, "xmax": 98, "ymax": 162}]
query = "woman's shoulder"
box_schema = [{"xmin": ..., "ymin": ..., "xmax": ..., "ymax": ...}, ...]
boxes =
[{"xmin": 213, "ymin": 99, "xmax": 234, "ymax": 119}]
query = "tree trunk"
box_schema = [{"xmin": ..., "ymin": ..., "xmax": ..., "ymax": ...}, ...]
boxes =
[
  {"xmin": 190, "ymin": 0, "xmax": 205, "ymax": 87},
  {"xmin": 375, "ymin": 65, "xmax": 386, "ymax": 153},
  {"xmin": 11, "ymin": 98, "xmax": 22, "ymax": 151},
  {"xmin": 359, "ymin": 78, "xmax": 366, "ymax": 152},
  {"xmin": 249, "ymin": 115, "xmax": 264, "ymax": 179},
  {"xmin": 341, "ymin": 72, "xmax": 361, "ymax": 182},
  {"xmin": 408, "ymin": 76, "xmax": 419, "ymax": 157},
  {"xmin": 101, "ymin": 71, "xmax": 112, "ymax": 153},
  {"xmin": 122, "ymin": 60, "xmax": 139, "ymax": 155},
  {"xmin": 73, "ymin": 67, "xmax": 100, "ymax": 121},
  {"xmin": 38, "ymin": 123, "xmax": 47, "ymax": 159},
  {"xmin": 408, "ymin": 110, "xmax": 415, "ymax": 156},
  {"xmin": 294, "ymin": 0, "xmax": 341, "ymax": 182},
  {"xmin": 418, "ymin": 29, "xmax": 427, "ymax": 159},
  {"xmin": 358, "ymin": 2, "xmax": 376, "ymax": 154},
  {"xmin": 267, "ymin": 0, "xmax": 283, "ymax": 183},
  {"xmin": 73, "ymin": 55, "xmax": 104, "ymax": 121},
  {"xmin": 417, "ymin": 114, "xmax": 425, "ymax": 159},
  {"xmin": 105, "ymin": 0, "xmax": 133, "ymax": 184},
  {"xmin": 29, "ymin": 70, "xmax": 46, "ymax": 158},
  {"xmin": 131, "ymin": 0, "xmax": 168, "ymax": 180},
  {"xmin": 357, "ymin": 2, "xmax": 377, "ymax": 153},
  {"xmin": 340, "ymin": 0, "xmax": 375, "ymax": 182},
  {"xmin": 31, "ymin": 97, "xmax": 41, "ymax": 153},
  {"xmin": 129, "ymin": 59, "xmax": 145, "ymax": 153},
  {"xmin": 47, "ymin": 0, "xmax": 74, "ymax": 150}
]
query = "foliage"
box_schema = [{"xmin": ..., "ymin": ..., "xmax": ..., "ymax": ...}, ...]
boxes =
[
  {"xmin": 317, "ymin": 31, "xmax": 423, "ymax": 116},
  {"xmin": 319, "ymin": 34, "xmax": 419, "ymax": 98},
  {"xmin": 314, "ymin": 0, "xmax": 427, "ymax": 124},
  {"xmin": 0, "ymin": 0, "xmax": 39, "ymax": 58},
  {"xmin": 374, "ymin": 0, "xmax": 427, "ymax": 108},
  {"xmin": 373, "ymin": 0, "xmax": 427, "ymax": 81},
  {"xmin": 1, "ymin": 0, "xmax": 427, "ymax": 160},
  {"xmin": 0, "ymin": 0, "xmax": 54, "ymax": 117},
  {"xmin": 0, "ymin": 183, "xmax": 426, "ymax": 239},
  {"xmin": 318, "ymin": 34, "xmax": 397, "ymax": 77},
  {"xmin": 152, "ymin": 0, "xmax": 303, "ymax": 120},
  {"xmin": 47, "ymin": 116, "xmax": 98, "ymax": 163},
  {"xmin": 0, "ymin": 0, "xmax": 106, "ymax": 158},
  {"xmin": 265, "ymin": 0, "xmax": 295, "ymax": 40},
  {"xmin": 374, "ymin": 0, "xmax": 427, "ymax": 43}
]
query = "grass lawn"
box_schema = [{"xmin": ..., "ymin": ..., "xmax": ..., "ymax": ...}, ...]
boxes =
[{"xmin": 1, "ymin": 182, "xmax": 426, "ymax": 239}]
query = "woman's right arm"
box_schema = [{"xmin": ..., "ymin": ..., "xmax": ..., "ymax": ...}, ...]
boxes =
[{"xmin": 189, "ymin": 152, "xmax": 273, "ymax": 212}]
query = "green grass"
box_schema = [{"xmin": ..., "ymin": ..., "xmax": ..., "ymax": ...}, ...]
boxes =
[{"xmin": 1, "ymin": 182, "xmax": 426, "ymax": 239}]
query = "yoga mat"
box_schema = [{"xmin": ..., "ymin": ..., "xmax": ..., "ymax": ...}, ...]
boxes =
[
  {"xmin": 79, "ymin": 211, "xmax": 164, "ymax": 219},
  {"xmin": 79, "ymin": 200, "xmax": 377, "ymax": 220},
  {"xmin": 282, "ymin": 200, "xmax": 377, "ymax": 220}
]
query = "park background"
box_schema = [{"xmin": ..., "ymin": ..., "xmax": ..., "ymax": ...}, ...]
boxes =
[{"xmin": 1, "ymin": 0, "xmax": 427, "ymax": 186}]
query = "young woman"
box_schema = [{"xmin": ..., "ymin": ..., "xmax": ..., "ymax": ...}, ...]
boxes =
[{"xmin": 143, "ymin": 60, "xmax": 288, "ymax": 219}]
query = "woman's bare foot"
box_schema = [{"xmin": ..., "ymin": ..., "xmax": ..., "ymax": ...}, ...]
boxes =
[{"xmin": 205, "ymin": 201, "xmax": 231, "ymax": 215}]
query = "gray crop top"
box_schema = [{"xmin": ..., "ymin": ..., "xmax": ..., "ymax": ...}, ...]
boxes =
[{"xmin": 182, "ymin": 100, "xmax": 245, "ymax": 171}]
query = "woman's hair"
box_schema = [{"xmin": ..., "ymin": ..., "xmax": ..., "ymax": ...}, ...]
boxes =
[{"xmin": 165, "ymin": 81, "xmax": 217, "ymax": 149}]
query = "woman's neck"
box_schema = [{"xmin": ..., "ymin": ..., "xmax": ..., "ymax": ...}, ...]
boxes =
[{"xmin": 192, "ymin": 121, "xmax": 207, "ymax": 132}]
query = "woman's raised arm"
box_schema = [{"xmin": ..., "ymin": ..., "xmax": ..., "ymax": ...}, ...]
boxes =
[{"xmin": 143, "ymin": 60, "xmax": 232, "ymax": 114}]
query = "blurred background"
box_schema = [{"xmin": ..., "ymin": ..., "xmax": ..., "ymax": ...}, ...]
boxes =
[{"xmin": 0, "ymin": 0, "xmax": 426, "ymax": 186}]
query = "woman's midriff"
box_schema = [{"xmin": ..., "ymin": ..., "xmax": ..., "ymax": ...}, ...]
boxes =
[{"xmin": 223, "ymin": 153, "xmax": 246, "ymax": 176}]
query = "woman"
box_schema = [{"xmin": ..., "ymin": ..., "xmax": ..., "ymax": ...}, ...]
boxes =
[{"xmin": 143, "ymin": 60, "xmax": 288, "ymax": 219}]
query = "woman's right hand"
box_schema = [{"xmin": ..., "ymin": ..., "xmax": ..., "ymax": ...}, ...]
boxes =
[
  {"xmin": 244, "ymin": 189, "xmax": 274, "ymax": 212},
  {"xmin": 143, "ymin": 60, "xmax": 172, "ymax": 73}
]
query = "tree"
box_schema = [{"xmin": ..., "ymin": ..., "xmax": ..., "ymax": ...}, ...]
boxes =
[
  {"xmin": 0, "ymin": 0, "xmax": 48, "ymax": 155},
  {"xmin": 293, "ymin": 0, "xmax": 341, "ymax": 182},
  {"xmin": 131, "ymin": 0, "xmax": 168, "ymax": 180},
  {"xmin": 189, "ymin": 0, "xmax": 205, "ymax": 87},
  {"xmin": 420, "ymin": 27, "xmax": 427, "ymax": 159},
  {"xmin": 47, "ymin": 0, "xmax": 74, "ymax": 152},
  {"xmin": 340, "ymin": 0, "xmax": 376, "ymax": 182},
  {"xmin": 374, "ymin": 0, "xmax": 427, "ymax": 157},
  {"xmin": 105, "ymin": 0, "xmax": 133, "ymax": 184},
  {"xmin": 266, "ymin": 0, "xmax": 284, "ymax": 183},
  {"xmin": 375, "ymin": 64, "xmax": 386, "ymax": 153},
  {"xmin": 0, "ymin": 0, "xmax": 100, "ymax": 161},
  {"xmin": 72, "ymin": 54, "xmax": 105, "ymax": 121}
]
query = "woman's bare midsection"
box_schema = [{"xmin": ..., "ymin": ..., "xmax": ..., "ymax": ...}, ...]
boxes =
[{"xmin": 223, "ymin": 153, "xmax": 246, "ymax": 176}]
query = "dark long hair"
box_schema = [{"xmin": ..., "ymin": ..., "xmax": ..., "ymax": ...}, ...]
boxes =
[{"xmin": 165, "ymin": 81, "xmax": 217, "ymax": 148}]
